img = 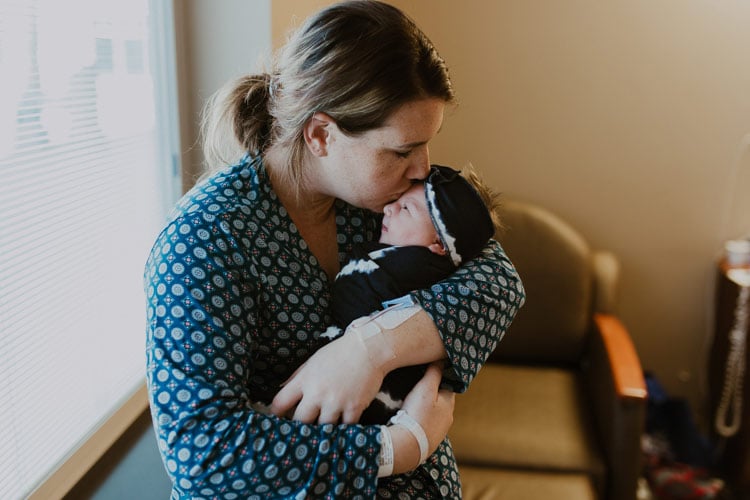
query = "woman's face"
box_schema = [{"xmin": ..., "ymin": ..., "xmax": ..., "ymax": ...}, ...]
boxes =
[{"xmin": 318, "ymin": 98, "xmax": 445, "ymax": 212}]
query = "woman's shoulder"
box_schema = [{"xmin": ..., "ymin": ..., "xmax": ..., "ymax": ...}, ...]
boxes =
[
  {"xmin": 172, "ymin": 155, "xmax": 266, "ymax": 218},
  {"xmin": 152, "ymin": 156, "xmax": 273, "ymax": 247}
]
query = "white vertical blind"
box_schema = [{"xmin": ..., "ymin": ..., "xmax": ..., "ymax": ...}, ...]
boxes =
[{"xmin": 0, "ymin": 0, "xmax": 179, "ymax": 498}]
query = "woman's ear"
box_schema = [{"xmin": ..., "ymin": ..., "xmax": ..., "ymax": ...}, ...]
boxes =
[
  {"xmin": 303, "ymin": 112, "xmax": 335, "ymax": 157},
  {"xmin": 428, "ymin": 241, "xmax": 446, "ymax": 256}
]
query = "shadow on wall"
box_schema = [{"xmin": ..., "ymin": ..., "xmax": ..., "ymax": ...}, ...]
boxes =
[{"xmin": 64, "ymin": 411, "xmax": 171, "ymax": 500}]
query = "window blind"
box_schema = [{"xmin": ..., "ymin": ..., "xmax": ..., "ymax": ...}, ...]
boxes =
[{"xmin": 0, "ymin": 1, "xmax": 179, "ymax": 497}]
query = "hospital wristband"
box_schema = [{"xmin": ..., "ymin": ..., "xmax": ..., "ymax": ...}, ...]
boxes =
[
  {"xmin": 389, "ymin": 410, "xmax": 429, "ymax": 465},
  {"xmin": 377, "ymin": 425, "xmax": 394, "ymax": 477}
]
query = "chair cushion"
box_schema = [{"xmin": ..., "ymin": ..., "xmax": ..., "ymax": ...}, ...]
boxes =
[
  {"xmin": 493, "ymin": 199, "xmax": 593, "ymax": 363},
  {"xmin": 451, "ymin": 364, "xmax": 606, "ymax": 489},
  {"xmin": 459, "ymin": 465, "xmax": 597, "ymax": 500}
]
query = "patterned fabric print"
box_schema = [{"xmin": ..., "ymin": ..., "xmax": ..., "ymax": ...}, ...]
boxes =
[
  {"xmin": 411, "ymin": 246, "xmax": 525, "ymax": 393},
  {"xmin": 145, "ymin": 155, "xmax": 525, "ymax": 499},
  {"xmin": 376, "ymin": 440, "xmax": 460, "ymax": 498}
]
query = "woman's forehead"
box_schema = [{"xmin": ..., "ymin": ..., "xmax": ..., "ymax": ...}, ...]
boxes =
[{"xmin": 380, "ymin": 99, "xmax": 445, "ymax": 142}]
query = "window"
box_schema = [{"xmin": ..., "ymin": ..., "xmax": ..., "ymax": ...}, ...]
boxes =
[{"xmin": 0, "ymin": 0, "xmax": 179, "ymax": 498}]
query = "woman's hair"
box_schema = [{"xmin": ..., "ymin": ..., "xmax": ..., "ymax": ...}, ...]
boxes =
[{"xmin": 201, "ymin": 0, "xmax": 455, "ymax": 192}]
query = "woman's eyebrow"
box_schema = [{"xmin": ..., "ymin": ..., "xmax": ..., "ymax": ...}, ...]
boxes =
[
  {"xmin": 396, "ymin": 140, "xmax": 427, "ymax": 149},
  {"xmin": 397, "ymin": 126, "xmax": 442, "ymax": 149}
]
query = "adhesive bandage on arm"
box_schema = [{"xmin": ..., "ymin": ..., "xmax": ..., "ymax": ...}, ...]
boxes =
[
  {"xmin": 347, "ymin": 296, "xmax": 421, "ymax": 340},
  {"xmin": 389, "ymin": 410, "xmax": 430, "ymax": 465},
  {"xmin": 346, "ymin": 297, "xmax": 422, "ymax": 369}
]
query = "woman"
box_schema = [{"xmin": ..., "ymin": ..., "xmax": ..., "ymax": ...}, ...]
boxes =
[{"xmin": 145, "ymin": 1, "xmax": 524, "ymax": 498}]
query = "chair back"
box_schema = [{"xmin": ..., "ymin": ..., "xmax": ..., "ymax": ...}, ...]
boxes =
[{"xmin": 491, "ymin": 199, "xmax": 593, "ymax": 364}]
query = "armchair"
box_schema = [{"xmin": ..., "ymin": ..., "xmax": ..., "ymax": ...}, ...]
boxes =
[{"xmin": 450, "ymin": 199, "xmax": 647, "ymax": 500}]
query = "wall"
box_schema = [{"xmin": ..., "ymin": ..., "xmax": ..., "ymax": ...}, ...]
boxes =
[
  {"xmin": 176, "ymin": 0, "xmax": 273, "ymax": 189},
  {"xmin": 403, "ymin": 0, "xmax": 750, "ymax": 419},
  {"xmin": 270, "ymin": 0, "xmax": 750, "ymax": 419}
]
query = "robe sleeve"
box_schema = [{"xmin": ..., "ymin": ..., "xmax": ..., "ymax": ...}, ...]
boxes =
[{"xmin": 409, "ymin": 239, "xmax": 525, "ymax": 392}]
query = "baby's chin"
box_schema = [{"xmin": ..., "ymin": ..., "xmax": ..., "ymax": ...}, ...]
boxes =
[{"xmin": 378, "ymin": 235, "xmax": 393, "ymax": 246}]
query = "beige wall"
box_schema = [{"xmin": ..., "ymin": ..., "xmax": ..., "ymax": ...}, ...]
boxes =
[
  {"xmin": 270, "ymin": 1, "xmax": 750, "ymax": 418},
  {"xmin": 175, "ymin": 0, "xmax": 272, "ymax": 188}
]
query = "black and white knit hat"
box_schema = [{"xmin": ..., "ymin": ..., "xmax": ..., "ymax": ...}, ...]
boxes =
[{"xmin": 424, "ymin": 165, "xmax": 494, "ymax": 266}]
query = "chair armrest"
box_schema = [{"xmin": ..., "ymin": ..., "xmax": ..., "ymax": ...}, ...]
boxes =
[
  {"xmin": 594, "ymin": 313, "xmax": 647, "ymax": 400},
  {"xmin": 592, "ymin": 251, "xmax": 620, "ymax": 314},
  {"xmin": 584, "ymin": 313, "xmax": 647, "ymax": 500}
]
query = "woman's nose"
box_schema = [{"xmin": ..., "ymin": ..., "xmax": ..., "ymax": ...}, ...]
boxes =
[{"xmin": 406, "ymin": 146, "xmax": 430, "ymax": 180}]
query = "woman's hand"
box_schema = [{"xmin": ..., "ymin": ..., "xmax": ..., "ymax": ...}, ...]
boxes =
[
  {"xmin": 270, "ymin": 331, "xmax": 386, "ymax": 424},
  {"xmin": 391, "ymin": 361, "xmax": 455, "ymax": 473}
]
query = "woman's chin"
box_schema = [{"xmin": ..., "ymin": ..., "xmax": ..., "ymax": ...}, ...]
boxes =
[{"xmin": 364, "ymin": 201, "xmax": 387, "ymax": 213}]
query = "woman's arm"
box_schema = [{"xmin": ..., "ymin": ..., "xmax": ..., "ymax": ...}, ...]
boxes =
[
  {"xmin": 272, "ymin": 239, "xmax": 524, "ymax": 418},
  {"xmin": 146, "ymin": 212, "xmax": 384, "ymax": 498},
  {"xmin": 271, "ymin": 306, "xmax": 444, "ymax": 422},
  {"xmin": 409, "ymin": 239, "xmax": 525, "ymax": 391},
  {"xmin": 389, "ymin": 362, "xmax": 455, "ymax": 474},
  {"xmin": 367, "ymin": 307, "xmax": 446, "ymax": 371}
]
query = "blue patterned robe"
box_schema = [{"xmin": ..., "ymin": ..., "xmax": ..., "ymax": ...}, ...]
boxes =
[{"xmin": 144, "ymin": 155, "xmax": 524, "ymax": 499}]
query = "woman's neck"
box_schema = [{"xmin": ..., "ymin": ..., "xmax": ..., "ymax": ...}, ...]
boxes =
[{"xmin": 265, "ymin": 151, "xmax": 340, "ymax": 280}]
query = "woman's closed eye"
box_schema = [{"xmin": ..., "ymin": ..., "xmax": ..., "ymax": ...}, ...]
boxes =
[{"xmin": 395, "ymin": 149, "xmax": 413, "ymax": 158}]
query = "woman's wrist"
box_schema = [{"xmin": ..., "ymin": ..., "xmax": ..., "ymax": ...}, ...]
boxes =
[
  {"xmin": 379, "ymin": 412, "xmax": 431, "ymax": 477},
  {"xmin": 348, "ymin": 311, "xmax": 399, "ymax": 373},
  {"xmin": 389, "ymin": 410, "xmax": 429, "ymax": 464},
  {"xmin": 388, "ymin": 424, "xmax": 422, "ymax": 474}
]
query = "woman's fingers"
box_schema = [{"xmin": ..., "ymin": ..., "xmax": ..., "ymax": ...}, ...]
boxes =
[
  {"xmin": 268, "ymin": 332, "xmax": 383, "ymax": 425},
  {"xmin": 437, "ymin": 388, "xmax": 455, "ymax": 414},
  {"xmin": 417, "ymin": 361, "xmax": 443, "ymax": 394},
  {"xmin": 400, "ymin": 361, "xmax": 454, "ymax": 455},
  {"xmin": 404, "ymin": 361, "xmax": 443, "ymax": 408},
  {"xmin": 270, "ymin": 383, "xmax": 302, "ymax": 418},
  {"xmin": 317, "ymin": 406, "xmax": 342, "ymax": 425},
  {"xmin": 341, "ymin": 406, "xmax": 364, "ymax": 425},
  {"xmin": 292, "ymin": 401, "xmax": 321, "ymax": 424}
]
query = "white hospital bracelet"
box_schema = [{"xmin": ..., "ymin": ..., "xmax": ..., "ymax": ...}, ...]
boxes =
[
  {"xmin": 377, "ymin": 425, "xmax": 394, "ymax": 477},
  {"xmin": 389, "ymin": 410, "xmax": 429, "ymax": 465}
]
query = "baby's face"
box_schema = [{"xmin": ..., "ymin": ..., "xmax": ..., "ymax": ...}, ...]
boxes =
[{"xmin": 379, "ymin": 183, "xmax": 439, "ymax": 248}]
